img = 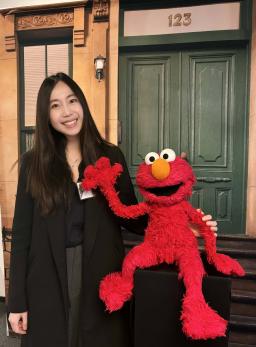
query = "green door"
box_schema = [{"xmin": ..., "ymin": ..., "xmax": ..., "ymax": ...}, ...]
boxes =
[{"xmin": 119, "ymin": 46, "xmax": 248, "ymax": 234}]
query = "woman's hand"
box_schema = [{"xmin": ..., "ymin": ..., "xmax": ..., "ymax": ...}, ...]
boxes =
[
  {"xmin": 189, "ymin": 209, "xmax": 218, "ymax": 237},
  {"xmin": 8, "ymin": 312, "xmax": 28, "ymax": 334}
]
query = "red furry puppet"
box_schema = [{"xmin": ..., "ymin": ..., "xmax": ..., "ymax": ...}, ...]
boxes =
[{"xmin": 82, "ymin": 148, "xmax": 245, "ymax": 340}]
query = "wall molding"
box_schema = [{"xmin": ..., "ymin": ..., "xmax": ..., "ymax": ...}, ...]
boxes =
[
  {"xmin": 5, "ymin": 35, "xmax": 16, "ymax": 51},
  {"xmin": 4, "ymin": 14, "xmax": 16, "ymax": 51},
  {"xmin": 93, "ymin": 0, "xmax": 109, "ymax": 22},
  {"xmin": 73, "ymin": 7, "xmax": 85, "ymax": 46},
  {"xmin": 16, "ymin": 11, "xmax": 74, "ymax": 30}
]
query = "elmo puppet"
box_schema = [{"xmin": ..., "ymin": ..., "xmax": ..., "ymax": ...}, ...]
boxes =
[{"xmin": 82, "ymin": 148, "xmax": 245, "ymax": 340}]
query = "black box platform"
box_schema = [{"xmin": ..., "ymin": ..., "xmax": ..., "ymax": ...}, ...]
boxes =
[{"xmin": 133, "ymin": 265, "xmax": 231, "ymax": 347}]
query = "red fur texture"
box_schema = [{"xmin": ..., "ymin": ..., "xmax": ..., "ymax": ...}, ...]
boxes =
[{"xmin": 82, "ymin": 154, "xmax": 245, "ymax": 340}]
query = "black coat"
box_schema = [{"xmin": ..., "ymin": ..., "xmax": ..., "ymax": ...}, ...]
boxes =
[{"xmin": 8, "ymin": 145, "xmax": 146, "ymax": 347}]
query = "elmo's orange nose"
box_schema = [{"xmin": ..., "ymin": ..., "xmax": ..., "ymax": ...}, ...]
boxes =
[{"xmin": 151, "ymin": 158, "xmax": 170, "ymax": 180}]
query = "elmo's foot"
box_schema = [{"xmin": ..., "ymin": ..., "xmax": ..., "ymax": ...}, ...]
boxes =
[
  {"xmin": 181, "ymin": 295, "xmax": 227, "ymax": 339},
  {"xmin": 99, "ymin": 272, "xmax": 133, "ymax": 312}
]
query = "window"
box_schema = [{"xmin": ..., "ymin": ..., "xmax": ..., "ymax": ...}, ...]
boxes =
[{"xmin": 20, "ymin": 41, "xmax": 72, "ymax": 153}]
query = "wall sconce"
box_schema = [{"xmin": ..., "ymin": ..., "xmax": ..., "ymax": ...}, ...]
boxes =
[{"xmin": 94, "ymin": 55, "xmax": 106, "ymax": 81}]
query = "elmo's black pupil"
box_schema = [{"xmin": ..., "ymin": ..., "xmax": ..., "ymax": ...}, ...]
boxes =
[
  {"xmin": 163, "ymin": 154, "xmax": 168, "ymax": 159},
  {"xmin": 149, "ymin": 156, "xmax": 155, "ymax": 162}
]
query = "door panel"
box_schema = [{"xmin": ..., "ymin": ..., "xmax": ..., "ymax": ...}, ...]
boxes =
[
  {"xmin": 119, "ymin": 46, "xmax": 247, "ymax": 234},
  {"xmin": 192, "ymin": 60, "xmax": 229, "ymax": 167},
  {"xmin": 131, "ymin": 61, "xmax": 166, "ymax": 167},
  {"xmin": 182, "ymin": 48, "xmax": 247, "ymax": 233},
  {"xmin": 119, "ymin": 53, "xmax": 181, "ymax": 179}
]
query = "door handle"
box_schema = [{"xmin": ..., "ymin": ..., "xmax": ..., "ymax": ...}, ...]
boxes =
[{"xmin": 197, "ymin": 177, "xmax": 231, "ymax": 183}]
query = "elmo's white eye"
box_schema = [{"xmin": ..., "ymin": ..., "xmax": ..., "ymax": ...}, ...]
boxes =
[
  {"xmin": 145, "ymin": 152, "xmax": 159, "ymax": 165},
  {"xmin": 160, "ymin": 148, "xmax": 176, "ymax": 162}
]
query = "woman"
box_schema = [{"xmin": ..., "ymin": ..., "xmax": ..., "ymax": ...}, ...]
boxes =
[{"xmin": 7, "ymin": 72, "xmax": 217, "ymax": 347}]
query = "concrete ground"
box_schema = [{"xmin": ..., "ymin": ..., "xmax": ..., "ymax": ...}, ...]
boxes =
[{"xmin": 0, "ymin": 302, "xmax": 20, "ymax": 347}]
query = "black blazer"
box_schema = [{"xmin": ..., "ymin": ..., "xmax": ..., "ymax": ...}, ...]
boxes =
[{"xmin": 8, "ymin": 144, "xmax": 147, "ymax": 347}]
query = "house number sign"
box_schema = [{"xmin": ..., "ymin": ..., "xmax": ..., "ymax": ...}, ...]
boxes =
[
  {"xmin": 168, "ymin": 13, "xmax": 192, "ymax": 27},
  {"xmin": 124, "ymin": 2, "xmax": 240, "ymax": 37}
]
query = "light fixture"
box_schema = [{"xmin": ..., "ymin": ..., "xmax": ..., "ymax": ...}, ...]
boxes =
[{"xmin": 94, "ymin": 55, "xmax": 106, "ymax": 81}]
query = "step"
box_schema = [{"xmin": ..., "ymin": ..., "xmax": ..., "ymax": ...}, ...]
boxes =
[
  {"xmin": 198, "ymin": 243, "xmax": 256, "ymax": 258},
  {"xmin": 215, "ymin": 248, "xmax": 256, "ymax": 258},
  {"xmin": 230, "ymin": 314, "xmax": 256, "ymax": 331},
  {"xmin": 231, "ymin": 302, "xmax": 256, "ymax": 317},
  {"xmin": 232, "ymin": 278, "xmax": 256, "ymax": 292},
  {"xmin": 217, "ymin": 235, "xmax": 256, "ymax": 242},
  {"xmin": 229, "ymin": 343, "xmax": 256, "ymax": 347},
  {"xmin": 242, "ymin": 270, "xmax": 256, "ymax": 280},
  {"xmin": 235, "ymin": 258, "xmax": 256, "ymax": 271},
  {"xmin": 229, "ymin": 329, "xmax": 256, "ymax": 345},
  {"xmin": 215, "ymin": 235, "xmax": 256, "ymax": 251},
  {"xmin": 232, "ymin": 290, "xmax": 256, "ymax": 304}
]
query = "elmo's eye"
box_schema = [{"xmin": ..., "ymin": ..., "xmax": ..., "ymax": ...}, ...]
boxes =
[
  {"xmin": 145, "ymin": 152, "xmax": 159, "ymax": 165},
  {"xmin": 160, "ymin": 148, "xmax": 176, "ymax": 162}
]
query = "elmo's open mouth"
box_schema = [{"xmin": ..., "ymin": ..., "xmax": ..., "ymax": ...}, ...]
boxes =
[{"xmin": 146, "ymin": 183, "xmax": 183, "ymax": 197}]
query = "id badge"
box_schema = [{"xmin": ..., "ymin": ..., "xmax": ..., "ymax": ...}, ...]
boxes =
[{"xmin": 77, "ymin": 182, "xmax": 95, "ymax": 200}]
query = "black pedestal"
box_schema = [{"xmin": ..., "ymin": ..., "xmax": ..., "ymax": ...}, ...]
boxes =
[{"xmin": 133, "ymin": 265, "xmax": 231, "ymax": 347}]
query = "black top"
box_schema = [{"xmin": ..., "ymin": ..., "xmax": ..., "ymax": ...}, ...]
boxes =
[
  {"xmin": 65, "ymin": 182, "xmax": 84, "ymax": 248},
  {"xmin": 65, "ymin": 162, "xmax": 85, "ymax": 248}
]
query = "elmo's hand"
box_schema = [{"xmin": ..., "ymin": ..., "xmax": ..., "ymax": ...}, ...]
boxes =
[{"xmin": 82, "ymin": 157, "xmax": 123, "ymax": 191}]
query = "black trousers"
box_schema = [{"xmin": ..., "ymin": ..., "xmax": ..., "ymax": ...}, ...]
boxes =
[{"xmin": 66, "ymin": 244, "xmax": 83, "ymax": 347}]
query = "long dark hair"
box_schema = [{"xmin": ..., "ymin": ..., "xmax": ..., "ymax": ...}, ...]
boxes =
[{"xmin": 26, "ymin": 72, "xmax": 108, "ymax": 215}]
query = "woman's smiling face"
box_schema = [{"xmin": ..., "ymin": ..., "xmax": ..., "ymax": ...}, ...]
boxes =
[{"xmin": 49, "ymin": 81, "xmax": 84, "ymax": 140}]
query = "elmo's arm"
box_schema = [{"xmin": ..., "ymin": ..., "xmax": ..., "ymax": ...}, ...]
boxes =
[
  {"xmin": 82, "ymin": 157, "xmax": 149, "ymax": 219},
  {"xmin": 97, "ymin": 187, "xmax": 148, "ymax": 219},
  {"xmin": 182, "ymin": 201, "xmax": 245, "ymax": 276},
  {"xmin": 182, "ymin": 201, "xmax": 216, "ymax": 258}
]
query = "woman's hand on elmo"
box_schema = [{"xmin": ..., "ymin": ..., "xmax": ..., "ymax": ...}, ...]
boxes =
[
  {"xmin": 8, "ymin": 312, "xmax": 28, "ymax": 334},
  {"xmin": 189, "ymin": 209, "xmax": 218, "ymax": 237}
]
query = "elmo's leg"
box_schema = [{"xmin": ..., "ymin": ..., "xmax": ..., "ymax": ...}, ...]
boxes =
[
  {"xmin": 176, "ymin": 248, "xmax": 227, "ymax": 339},
  {"xmin": 99, "ymin": 242, "xmax": 158, "ymax": 312}
]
